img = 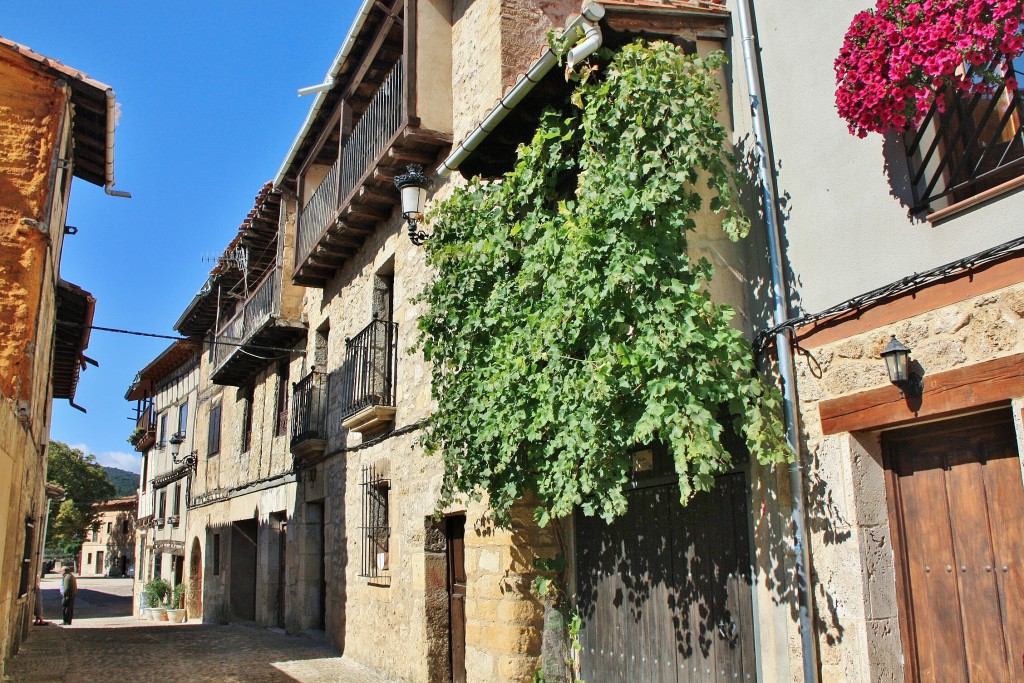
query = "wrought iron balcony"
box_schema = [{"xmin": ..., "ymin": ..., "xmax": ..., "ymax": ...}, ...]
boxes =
[
  {"xmin": 340, "ymin": 319, "xmax": 398, "ymax": 434},
  {"xmin": 210, "ymin": 268, "xmax": 306, "ymax": 387},
  {"xmin": 291, "ymin": 370, "xmax": 329, "ymax": 461},
  {"xmin": 906, "ymin": 59, "xmax": 1024, "ymax": 212},
  {"xmin": 293, "ymin": 57, "xmax": 451, "ymax": 287}
]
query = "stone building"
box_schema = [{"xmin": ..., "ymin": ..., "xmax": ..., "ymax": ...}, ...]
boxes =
[
  {"xmin": 0, "ymin": 37, "xmax": 124, "ymax": 671},
  {"xmin": 127, "ymin": 340, "xmax": 200, "ymax": 611},
  {"xmin": 744, "ymin": 0, "xmax": 1024, "ymax": 679},
  {"xmin": 78, "ymin": 495, "xmax": 137, "ymax": 578},
  {"xmin": 175, "ymin": 182, "xmax": 307, "ymax": 626}
]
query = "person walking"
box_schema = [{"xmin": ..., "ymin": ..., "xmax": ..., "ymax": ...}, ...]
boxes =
[{"xmin": 58, "ymin": 566, "xmax": 77, "ymax": 625}]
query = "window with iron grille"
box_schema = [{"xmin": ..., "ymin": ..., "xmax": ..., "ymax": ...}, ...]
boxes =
[
  {"xmin": 241, "ymin": 384, "xmax": 255, "ymax": 452},
  {"xmin": 906, "ymin": 56, "xmax": 1024, "ymax": 212},
  {"xmin": 359, "ymin": 465, "xmax": 390, "ymax": 579},
  {"xmin": 208, "ymin": 402, "xmax": 222, "ymax": 455},
  {"xmin": 275, "ymin": 362, "xmax": 289, "ymax": 437},
  {"xmin": 18, "ymin": 518, "xmax": 33, "ymax": 597}
]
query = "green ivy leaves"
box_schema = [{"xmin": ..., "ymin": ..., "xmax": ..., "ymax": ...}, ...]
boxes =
[{"xmin": 418, "ymin": 41, "xmax": 789, "ymax": 525}]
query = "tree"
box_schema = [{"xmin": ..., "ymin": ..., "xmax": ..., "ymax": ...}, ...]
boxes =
[{"xmin": 46, "ymin": 441, "xmax": 115, "ymax": 555}]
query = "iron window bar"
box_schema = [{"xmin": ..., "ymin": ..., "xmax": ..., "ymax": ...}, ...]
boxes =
[
  {"xmin": 906, "ymin": 58, "xmax": 1024, "ymax": 212},
  {"xmin": 359, "ymin": 464, "xmax": 390, "ymax": 579}
]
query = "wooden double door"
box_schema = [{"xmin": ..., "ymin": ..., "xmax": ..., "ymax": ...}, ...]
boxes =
[
  {"xmin": 576, "ymin": 472, "xmax": 756, "ymax": 682},
  {"xmin": 884, "ymin": 410, "xmax": 1024, "ymax": 682}
]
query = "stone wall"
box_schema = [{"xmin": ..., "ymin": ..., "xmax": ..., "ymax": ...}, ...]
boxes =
[{"xmin": 792, "ymin": 279, "xmax": 1024, "ymax": 681}]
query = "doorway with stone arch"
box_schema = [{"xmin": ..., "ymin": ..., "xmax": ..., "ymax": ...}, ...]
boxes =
[{"xmin": 188, "ymin": 537, "xmax": 203, "ymax": 619}]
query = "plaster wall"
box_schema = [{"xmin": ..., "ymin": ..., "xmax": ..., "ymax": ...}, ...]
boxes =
[
  {"xmin": 790, "ymin": 280, "xmax": 1024, "ymax": 681},
  {"xmin": 738, "ymin": 0, "xmax": 1024, "ymax": 314}
]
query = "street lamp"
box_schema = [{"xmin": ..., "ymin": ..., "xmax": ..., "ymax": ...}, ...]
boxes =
[
  {"xmin": 880, "ymin": 335, "xmax": 922, "ymax": 398},
  {"xmin": 394, "ymin": 164, "xmax": 432, "ymax": 245}
]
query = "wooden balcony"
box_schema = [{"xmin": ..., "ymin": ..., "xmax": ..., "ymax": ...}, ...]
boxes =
[
  {"xmin": 210, "ymin": 268, "xmax": 305, "ymax": 387},
  {"xmin": 293, "ymin": 57, "xmax": 451, "ymax": 287},
  {"xmin": 131, "ymin": 405, "xmax": 157, "ymax": 453}
]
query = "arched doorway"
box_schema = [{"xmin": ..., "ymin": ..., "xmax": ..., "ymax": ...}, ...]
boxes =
[{"xmin": 188, "ymin": 537, "xmax": 203, "ymax": 619}]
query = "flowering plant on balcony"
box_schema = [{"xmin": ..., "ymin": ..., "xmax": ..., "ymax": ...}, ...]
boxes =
[{"xmin": 835, "ymin": 0, "xmax": 1024, "ymax": 137}]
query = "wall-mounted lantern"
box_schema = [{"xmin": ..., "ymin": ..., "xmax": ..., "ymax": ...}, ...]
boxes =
[
  {"xmin": 880, "ymin": 335, "xmax": 922, "ymax": 397},
  {"xmin": 169, "ymin": 434, "xmax": 196, "ymax": 469},
  {"xmin": 394, "ymin": 164, "xmax": 432, "ymax": 245}
]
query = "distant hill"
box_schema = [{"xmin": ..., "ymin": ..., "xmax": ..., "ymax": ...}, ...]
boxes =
[{"xmin": 103, "ymin": 467, "xmax": 139, "ymax": 498}]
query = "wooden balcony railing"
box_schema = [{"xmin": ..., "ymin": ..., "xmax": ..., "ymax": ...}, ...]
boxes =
[
  {"xmin": 131, "ymin": 405, "xmax": 157, "ymax": 452},
  {"xmin": 212, "ymin": 269, "xmax": 281, "ymax": 371},
  {"xmin": 291, "ymin": 370, "xmax": 329, "ymax": 459},
  {"xmin": 295, "ymin": 58, "xmax": 407, "ymax": 274},
  {"xmin": 340, "ymin": 318, "xmax": 398, "ymax": 422}
]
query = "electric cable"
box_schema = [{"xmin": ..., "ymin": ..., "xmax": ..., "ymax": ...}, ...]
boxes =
[{"xmin": 55, "ymin": 321, "xmax": 306, "ymax": 356}]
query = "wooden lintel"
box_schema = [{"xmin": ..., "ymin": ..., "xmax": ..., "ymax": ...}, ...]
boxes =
[
  {"xmin": 401, "ymin": 127, "xmax": 453, "ymax": 146},
  {"xmin": 818, "ymin": 352, "xmax": 1024, "ymax": 435},
  {"xmin": 386, "ymin": 145, "xmax": 436, "ymax": 166},
  {"xmin": 355, "ymin": 184, "xmax": 393, "ymax": 205}
]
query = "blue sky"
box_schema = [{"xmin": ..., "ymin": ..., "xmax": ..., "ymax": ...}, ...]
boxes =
[{"xmin": 5, "ymin": 2, "xmax": 360, "ymax": 472}]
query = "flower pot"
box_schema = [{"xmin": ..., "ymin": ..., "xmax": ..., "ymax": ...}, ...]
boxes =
[
  {"xmin": 149, "ymin": 607, "xmax": 167, "ymax": 621},
  {"xmin": 166, "ymin": 608, "xmax": 186, "ymax": 623},
  {"xmin": 140, "ymin": 607, "xmax": 149, "ymax": 620}
]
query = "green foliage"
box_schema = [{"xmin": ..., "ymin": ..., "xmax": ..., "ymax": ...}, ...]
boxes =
[
  {"xmin": 172, "ymin": 582, "xmax": 187, "ymax": 609},
  {"xmin": 46, "ymin": 441, "xmax": 116, "ymax": 553},
  {"xmin": 418, "ymin": 41, "xmax": 789, "ymax": 525},
  {"xmin": 103, "ymin": 466, "xmax": 140, "ymax": 497},
  {"xmin": 143, "ymin": 578, "xmax": 171, "ymax": 607}
]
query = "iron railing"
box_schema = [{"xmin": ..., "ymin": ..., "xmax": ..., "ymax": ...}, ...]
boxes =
[
  {"xmin": 295, "ymin": 58, "xmax": 406, "ymax": 270},
  {"xmin": 212, "ymin": 268, "xmax": 281, "ymax": 370},
  {"xmin": 906, "ymin": 59, "xmax": 1024, "ymax": 210},
  {"xmin": 340, "ymin": 318, "xmax": 397, "ymax": 419},
  {"xmin": 296, "ymin": 157, "xmax": 340, "ymax": 268},
  {"xmin": 291, "ymin": 370, "xmax": 329, "ymax": 447}
]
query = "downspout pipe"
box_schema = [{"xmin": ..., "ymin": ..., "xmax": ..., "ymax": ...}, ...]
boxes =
[
  {"xmin": 437, "ymin": 3, "xmax": 605, "ymax": 177},
  {"xmin": 735, "ymin": 1, "xmax": 820, "ymax": 681},
  {"xmin": 103, "ymin": 89, "xmax": 131, "ymax": 198}
]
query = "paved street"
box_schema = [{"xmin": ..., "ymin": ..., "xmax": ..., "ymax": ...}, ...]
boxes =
[{"xmin": 5, "ymin": 575, "xmax": 401, "ymax": 683}]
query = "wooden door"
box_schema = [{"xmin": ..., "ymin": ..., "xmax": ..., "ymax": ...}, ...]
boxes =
[
  {"xmin": 884, "ymin": 410, "xmax": 1024, "ymax": 682},
  {"xmin": 96, "ymin": 550, "xmax": 104, "ymax": 575},
  {"xmin": 446, "ymin": 515, "xmax": 467, "ymax": 683},
  {"xmin": 576, "ymin": 472, "xmax": 756, "ymax": 682}
]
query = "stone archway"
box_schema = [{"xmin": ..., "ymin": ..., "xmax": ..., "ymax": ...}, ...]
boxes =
[{"xmin": 187, "ymin": 537, "xmax": 203, "ymax": 619}]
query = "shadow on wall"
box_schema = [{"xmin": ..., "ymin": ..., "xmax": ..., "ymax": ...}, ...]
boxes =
[{"xmin": 103, "ymin": 512, "xmax": 135, "ymax": 577}]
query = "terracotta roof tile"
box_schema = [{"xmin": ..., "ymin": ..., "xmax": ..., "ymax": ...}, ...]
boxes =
[
  {"xmin": 0, "ymin": 36, "xmax": 113, "ymax": 94},
  {"xmin": 600, "ymin": 0, "xmax": 727, "ymax": 13}
]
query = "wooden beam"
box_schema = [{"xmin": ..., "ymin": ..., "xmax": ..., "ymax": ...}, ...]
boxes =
[
  {"xmin": 385, "ymin": 145, "xmax": 437, "ymax": 165},
  {"xmin": 341, "ymin": 0, "xmax": 404, "ymax": 102},
  {"xmin": 819, "ymin": 352, "xmax": 1024, "ymax": 434}
]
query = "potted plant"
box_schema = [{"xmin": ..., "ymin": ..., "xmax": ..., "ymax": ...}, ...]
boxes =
[
  {"xmin": 166, "ymin": 583, "xmax": 187, "ymax": 623},
  {"xmin": 143, "ymin": 578, "xmax": 170, "ymax": 621}
]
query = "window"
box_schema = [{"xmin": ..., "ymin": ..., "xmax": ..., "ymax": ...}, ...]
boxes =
[
  {"xmin": 172, "ymin": 483, "xmax": 181, "ymax": 517},
  {"xmin": 212, "ymin": 534, "xmax": 221, "ymax": 575},
  {"xmin": 141, "ymin": 453, "xmax": 148, "ymax": 491},
  {"xmin": 177, "ymin": 400, "xmax": 189, "ymax": 437},
  {"xmin": 154, "ymin": 552, "xmax": 162, "ymax": 579},
  {"xmin": 241, "ymin": 385, "xmax": 255, "ymax": 452},
  {"xmin": 91, "ymin": 528, "xmax": 98, "ymax": 542},
  {"xmin": 359, "ymin": 464, "xmax": 390, "ymax": 579},
  {"xmin": 87, "ymin": 553, "xmax": 92, "ymax": 564},
  {"xmin": 158, "ymin": 413, "xmax": 168, "ymax": 447},
  {"xmin": 19, "ymin": 518, "xmax": 33, "ymax": 597},
  {"xmin": 208, "ymin": 402, "xmax": 222, "ymax": 455},
  {"xmin": 906, "ymin": 56, "xmax": 1024, "ymax": 212},
  {"xmin": 274, "ymin": 361, "xmax": 290, "ymax": 437},
  {"xmin": 122, "ymin": 519, "xmax": 129, "ymax": 534},
  {"xmin": 158, "ymin": 491, "xmax": 167, "ymax": 519},
  {"xmin": 106, "ymin": 522, "xmax": 112, "ymax": 534}
]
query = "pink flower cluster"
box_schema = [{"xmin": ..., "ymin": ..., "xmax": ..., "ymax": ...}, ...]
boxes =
[{"xmin": 835, "ymin": 0, "xmax": 1024, "ymax": 137}]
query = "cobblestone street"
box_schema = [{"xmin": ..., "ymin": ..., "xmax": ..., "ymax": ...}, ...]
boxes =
[{"xmin": 5, "ymin": 575, "xmax": 400, "ymax": 683}]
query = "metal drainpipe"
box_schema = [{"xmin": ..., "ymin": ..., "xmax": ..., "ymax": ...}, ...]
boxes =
[{"xmin": 735, "ymin": 1, "xmax": 820, "ymax": 681}]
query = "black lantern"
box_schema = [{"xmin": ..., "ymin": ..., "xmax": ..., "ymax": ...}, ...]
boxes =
[
  {"xmin": 394, "ymin": 164, "xmax": 432, "ymax": 245},
  {"xmin": 880, "ymin": 335, "xmax": 922, "ymax": 397}
]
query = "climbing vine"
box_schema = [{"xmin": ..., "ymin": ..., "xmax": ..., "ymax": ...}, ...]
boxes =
[{"xmin": 418, "ymin": 41, "xmax": 789, "ymax": 525}]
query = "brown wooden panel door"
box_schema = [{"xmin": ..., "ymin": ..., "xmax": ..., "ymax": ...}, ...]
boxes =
[
  {"xmin": 577, "ymin": 472, "xmax": 755, "ymax": 682},
  {"xmin": 447, "ymin": 515, "xmax": 466, "ymax": 683},
  {"xmin": 885, "ymin": 410, "xmax": 1024, "ymax": 682}
]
